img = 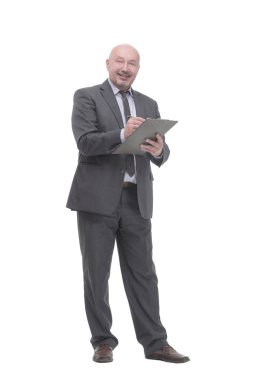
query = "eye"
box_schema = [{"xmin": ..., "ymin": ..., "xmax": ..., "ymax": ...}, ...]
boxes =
[{"xmin": 128, "ymin": 61, "xmax": 137, "ymax": 67}]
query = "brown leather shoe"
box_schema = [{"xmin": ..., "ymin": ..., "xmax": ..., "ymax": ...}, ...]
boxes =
[
  {"xmin": 93, "ymin": 344, "xmax": 113, "ymax": 363},
  {"xmin": 146, "ymin": 344, "xmax": 190, "ymax": 363}
]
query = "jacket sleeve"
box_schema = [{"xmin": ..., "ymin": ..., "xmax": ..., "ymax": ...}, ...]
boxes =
[
  {"xmin": 71, "ymin": 89, "xmax": 121, "ymax": 156},
  {"xmin": 146, "ymin": 101, "xmax": 170, "ymax": 167}
]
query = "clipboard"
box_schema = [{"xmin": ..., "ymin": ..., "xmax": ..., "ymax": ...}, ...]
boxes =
[{"xmin": 112, "ymin": 118, "xmax": 178, "ymax": 155}]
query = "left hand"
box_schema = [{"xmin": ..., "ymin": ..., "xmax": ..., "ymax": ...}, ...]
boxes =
[{"xmin": 140, "ymin": 133, "xmax": 164, "ymax": 157}]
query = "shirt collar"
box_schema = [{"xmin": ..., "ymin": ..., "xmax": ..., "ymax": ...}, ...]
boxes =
[{"xmin": 108, "ymin": 78, "xmax": 133, "ymax": 97}]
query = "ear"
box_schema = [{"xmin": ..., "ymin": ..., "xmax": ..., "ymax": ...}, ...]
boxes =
[{"xmin": 106, "ymin": 59, "xmax": 109, "ymax": 71}]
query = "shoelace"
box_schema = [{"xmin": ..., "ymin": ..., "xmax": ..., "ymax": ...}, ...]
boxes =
[{"xmin": 164, "ymin": 345, "xmax": 177, "ymax": 353}]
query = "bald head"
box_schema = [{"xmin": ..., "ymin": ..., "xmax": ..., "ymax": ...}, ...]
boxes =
[
  {"xmin": 106, "ymin": 44, "xmax": 140, "ymax": 91},
  {"xmin": 108, "ymin": 44, "xmax": 140, "ymax": 63}
]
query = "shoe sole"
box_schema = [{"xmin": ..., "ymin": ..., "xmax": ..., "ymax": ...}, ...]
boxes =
[
  {"xmin": 93, "ymin": 357, "xmax": 113, "ymax": 363},
  {"xmin": 146, "ymin": 355, "xmax": 190, "ymax": 364}
]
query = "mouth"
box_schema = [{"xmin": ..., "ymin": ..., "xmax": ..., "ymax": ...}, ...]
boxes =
[{"xmin": 118, "ymin": 73, "xmax": 131, "ymax": 80}]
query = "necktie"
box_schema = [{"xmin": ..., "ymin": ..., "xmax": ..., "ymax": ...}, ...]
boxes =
[
  {"xmin": 120, "ymin": 90, "xmax": 131, "ymax": 122},
  {"xmin": 119, "ymin": 91, "xmax": 135, "ymax": 177}
]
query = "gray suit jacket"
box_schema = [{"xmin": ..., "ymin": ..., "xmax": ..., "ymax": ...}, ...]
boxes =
[{"xmin": 66, "ymin": 79, "xmax": 170, "ymax": 219}]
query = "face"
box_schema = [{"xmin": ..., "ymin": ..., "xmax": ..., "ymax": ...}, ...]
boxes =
[{"xmin": 106, "ymin": 45, "xmax": 140, "ymax": 91}]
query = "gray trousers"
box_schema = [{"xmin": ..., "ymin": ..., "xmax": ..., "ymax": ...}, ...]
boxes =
[{"xmin": 77, "ymin": 185, "xmax": 168, "ymax": 356}]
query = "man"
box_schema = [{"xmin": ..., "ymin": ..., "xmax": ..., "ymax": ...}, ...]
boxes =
[{"xmin": 66, "ymin": 44, "xmax": 189, "ymax": 364}]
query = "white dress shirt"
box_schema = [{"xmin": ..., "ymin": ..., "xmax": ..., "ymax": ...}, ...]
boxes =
[{"xmin": 108, "ymin": 79, "xmax": 137, "ymax": 183}]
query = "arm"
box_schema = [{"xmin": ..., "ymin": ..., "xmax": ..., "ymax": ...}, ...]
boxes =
[
  {"xmin": 72, "ymin": 89, "xmax": 121, "ymax": 156},
  {"xmin": 142, "ymin": 101, "xmax": 170, "ymax": 167},
  {"xmin": 148, "ymin": 137, "xmax": 170, "ymax": 167}
]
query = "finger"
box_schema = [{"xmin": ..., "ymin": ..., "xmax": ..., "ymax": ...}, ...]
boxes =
[
  {"xmin": 156, "ymin": 133, "xmax": 163, "ymax": 142},
  {"xmin": 134, "ymin": 121, "xmax": 145, "ymax": 127},
  {"xmin": 141, "ymin": 146, "xmax": 161, "ymax": 156},
  {"xmin": 140, "ymin": 144, "xmax": 155, "ymax": 153},
  {"xmin": 145, "ymin": 138, "xmax": 158, "ymax": 147},
  {"xmin": 134, "ymin": 121, "xmax": 143, "ymax": 127},
  {"xmin": 135, "ymin": 117, "xmax": 146, "ymax": 122},
  {"xmin": 128, "ymin": 119, "xmax": 142, "ymax": 127},
  {"xmin": 129, "ymin": 117, "xmax": 145, "ymax": 124}
]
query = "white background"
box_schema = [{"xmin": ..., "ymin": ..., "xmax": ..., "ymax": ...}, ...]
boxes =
[{"xmin": 1, "ymin": 0, "xmax": 252, "ymax": 379}]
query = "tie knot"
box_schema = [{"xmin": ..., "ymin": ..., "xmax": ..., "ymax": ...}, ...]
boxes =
[{"xmin": 119, "ymin": 90, "xmax": 129, "ymax": 98}]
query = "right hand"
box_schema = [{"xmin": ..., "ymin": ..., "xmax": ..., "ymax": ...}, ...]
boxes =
[{"xmin": 124, "ymin": 117, "xmax": 145, "ymax": 139}]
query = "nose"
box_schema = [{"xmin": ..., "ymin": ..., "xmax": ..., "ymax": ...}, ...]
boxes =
[{"xmin": 122, "ymin": 61, "xmax": 129, "ymax": 72}]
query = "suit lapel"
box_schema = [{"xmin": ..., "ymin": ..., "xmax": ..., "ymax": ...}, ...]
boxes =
[
  {"xmin": 100, "ymin": 81, "xmax": 147, "ymax": 126},
  {"xmin": 100, "ymin": 80, "xmax": 124, "ymax": 129}
]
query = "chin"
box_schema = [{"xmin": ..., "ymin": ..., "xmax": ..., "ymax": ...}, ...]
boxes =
[{"xmin": 118, "ymin": 81, "xmax": 130, "ymax": 90}]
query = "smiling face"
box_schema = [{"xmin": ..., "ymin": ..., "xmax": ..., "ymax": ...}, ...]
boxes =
[{"xmin": 106, "ymin": 44, "xmax": 140, "ymax": 91}]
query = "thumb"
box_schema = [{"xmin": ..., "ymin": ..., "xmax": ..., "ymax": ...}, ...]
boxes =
[{"xmin": 156, "ymin": 133, "xmax": 163, "ymax": 142}]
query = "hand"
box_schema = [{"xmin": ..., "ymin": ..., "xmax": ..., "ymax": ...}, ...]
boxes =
[
  {"xmin": 124, "ymin": 117, "xmax": 145, "ymax": 139},
  {"xmin": 140, "ymin": 133, "xmax": 164, "ymax": 157}
]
